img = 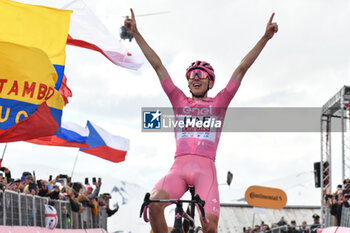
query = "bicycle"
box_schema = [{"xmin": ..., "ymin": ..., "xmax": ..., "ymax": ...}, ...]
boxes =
[{"xmin": 140, "ymin": 186, "xmax": 207, "ymax": 233}]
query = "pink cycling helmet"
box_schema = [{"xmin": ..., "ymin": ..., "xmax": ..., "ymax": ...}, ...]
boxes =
[{"xmin": 185, "ymin": 61, "xmax": 215, "ymax": 86}]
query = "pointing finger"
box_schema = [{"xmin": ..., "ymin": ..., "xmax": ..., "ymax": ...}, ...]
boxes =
[
  {"xmin": 269, "ymin": 12, "xmax": 275, "ymax": 24},
  {"xmin": 130, "ymin": 8, "xmax": 135, "ymax": 20}
]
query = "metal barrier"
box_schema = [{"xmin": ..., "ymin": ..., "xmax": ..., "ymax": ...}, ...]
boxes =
[
  {"xmin": 0, "ymin": 191, "xmax": 3, "ymax": 225},
  {"xmin": 4, "ymin": 190, "xmax": 20, "ymax": 226},
  {"xmin": 323, "ymin": 205, "xmax": 350, "ymax": 228},
  {"xmin": 268, "ymin": 225, "xmax": 289, "ymax": 233},
  {"xmin": 266, "ymin": 224, "xmax": 318, "ymax": 233},
  {"xmin": 324, "ymin": 206, "xmax": 334, "ymax": 227},
  {"xmin": 34, "ymin": 195, "xmax": 48, "ymax": 227},
  {"xmin": 0, "ymin": 190, "xmax": 107, "ymax": 230},
  {"xmin": 340, "ymin": 205, "xmax": 350, "ymax": 227}
]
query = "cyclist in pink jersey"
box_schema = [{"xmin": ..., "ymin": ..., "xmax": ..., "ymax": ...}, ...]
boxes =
[{"xmin": 124, "ymin": 9, "xmax": 278, "ymax": 233}]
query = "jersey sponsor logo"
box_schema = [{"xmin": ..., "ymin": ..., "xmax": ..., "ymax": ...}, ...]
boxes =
[
  {"xmin": 175, "ymin": 115, "xmax": 220, "ymax": 142},
  {"xmin": 143, "ymin": 110, "xmax": 161, "ymax": 129},
  {"xmin": 182, "ymin": 105, "xmax": 213, "ymax": 116},
  {"xmin": 172, "ymin": 105, "xmax": 222, "ymax": 142}
]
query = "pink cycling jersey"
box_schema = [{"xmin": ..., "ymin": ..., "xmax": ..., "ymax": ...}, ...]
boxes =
[
  {"xmin": 153, "ymin": 76, "xmax": 240, "ymax": 217},
  {"xmin": 161, "ymin": 76, "xmax": 240, "ymax": 161}
]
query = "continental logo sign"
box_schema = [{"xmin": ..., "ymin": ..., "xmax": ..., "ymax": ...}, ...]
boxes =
[{"xmin": 245, "ymin": 185, "xmax": 287, "ymax": 209}]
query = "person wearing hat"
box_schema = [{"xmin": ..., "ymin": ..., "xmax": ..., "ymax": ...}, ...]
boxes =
[
  {"xmin": 85, "ymin": 185, "xmax": 94, "ymax": 195},
  {"xmin": 84, "ymin": 183, "xmax": 101, "ymax": 201},
  {"xmin": 124, "ymin": 7, "xmax": 278, "ymax": 233},
  {"xmin": 310, "ymin": 214, "xmax": 320, "ymax": 233},
  {"xmin": 88, "ymin": 179, "xmax": 102, "ymax": 200}
]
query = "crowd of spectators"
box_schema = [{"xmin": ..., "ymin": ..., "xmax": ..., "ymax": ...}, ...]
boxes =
[
  {"xmin": 0, "ymin": 166, "xmax": 119, "ymax": 219},
  {"xmin": 324, "ymin": 178, "xmax": 350, "ymax": 226},
  {"xmin": 243, "ymin": 214, "xmax": 321, "ymax": 233}
]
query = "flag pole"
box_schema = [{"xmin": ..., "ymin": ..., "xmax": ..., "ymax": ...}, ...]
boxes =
[
  {"xmin": 71, "ymin": 121, "xmax": 88, "ymax": 179},
  {"xmin": 1, "ymin": 143, "xmax": 8, "ymax": 166},
  {"xmin": 71, "ymin": 149, "xmax": 80, "ymax": 179}
]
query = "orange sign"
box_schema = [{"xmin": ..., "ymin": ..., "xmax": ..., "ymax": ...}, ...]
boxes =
[{"xmin": 245, "ymin": 185, "xmax": 287, "ymax": 209}]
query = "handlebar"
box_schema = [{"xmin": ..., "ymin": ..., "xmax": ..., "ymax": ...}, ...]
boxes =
[
  {"xmin": 139, "ymin": 192, "xmax": 151, "ymax": 218},
  {"xmin": 139, "ymin": 192, "xmax": 207, "ymax": 222}
]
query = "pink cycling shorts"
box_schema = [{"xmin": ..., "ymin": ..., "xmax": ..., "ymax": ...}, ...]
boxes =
[{"xmin": 153, "ymin": 154, "xmax": 220, "ymax": 217}]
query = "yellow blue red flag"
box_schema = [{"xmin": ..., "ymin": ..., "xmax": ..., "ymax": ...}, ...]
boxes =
[
  {"xmin": 0, "ymin": 0, "xmax": 72, "ymax": 90},
  {"xmin": 0, "ymin": 42, "xmax": 64, "ymax": 139}
]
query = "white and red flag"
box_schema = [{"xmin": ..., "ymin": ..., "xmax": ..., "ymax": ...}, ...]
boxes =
[{"xmin": 63, "ymin": 0, "xmax": 144, "ymax": 70}]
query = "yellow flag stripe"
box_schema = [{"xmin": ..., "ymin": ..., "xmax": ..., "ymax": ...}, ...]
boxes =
[
  {"xmin": 0, "ymin": 0, "xmax": 72, "ymax": 66},
  {"xmin": 0, "ymin": 41, "xmax": 64, "ymax": 110}
]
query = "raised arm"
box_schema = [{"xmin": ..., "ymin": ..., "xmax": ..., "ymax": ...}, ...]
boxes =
[
  {"xmin": 232, "ymin": 13, "xmax": 278, "ymax": 83},
  {"xmin": 124, "ymin": 8, "xmax": 169, "ymax": 82}
]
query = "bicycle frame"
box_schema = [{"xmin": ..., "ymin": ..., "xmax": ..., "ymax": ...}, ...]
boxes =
[{"xmin": 140, "ymin": 186, "xmax": 207, "ymax": 233}]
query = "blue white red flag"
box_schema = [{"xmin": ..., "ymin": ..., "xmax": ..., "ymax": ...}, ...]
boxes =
[
  {"xmin": 80, "ymin": 121, "xmax": 129, "ymax": 163},
  {"xmin": 27, "ymin": 122, "xmax": 89, "ymax": 148}
]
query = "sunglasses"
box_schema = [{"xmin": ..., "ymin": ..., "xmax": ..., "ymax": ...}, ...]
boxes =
[{"xmin": 187, "ymin": 70, "xmax": 209, "ymax": 80}]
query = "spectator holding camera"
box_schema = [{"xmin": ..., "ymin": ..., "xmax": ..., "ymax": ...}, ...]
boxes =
[
  {"xmin": 6, "ymin": 179, "xmax": 19, "ymax": 192},
  {"xmin": 38, "ymin": 180, "xmax": 49, "ymax": 197},
  {"xmin": 0, "ymin": 166, "xmax": 11, "ymax": 182},
  {"xmin": 98, "ymin": 193, "xmax": 119, "ymax": 217},
  {"xmin": 85, "ymin": 177, "xmax": 102, "ymax": 201},
  {"xmin": 23, "ymin": 174, "xmax": 38, "ymax": 195},
  {"xmin": 47, "ymin": 184, "xmax": 61, "ymax": 200}
]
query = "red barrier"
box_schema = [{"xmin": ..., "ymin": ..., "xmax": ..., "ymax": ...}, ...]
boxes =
[
  {"xmin": 0, "ymin": 226, "xmax": 107, "ymax": 233},
  {"xmin": 318, "ymin": 227, "xmax": 350, "ymax": 233}
]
